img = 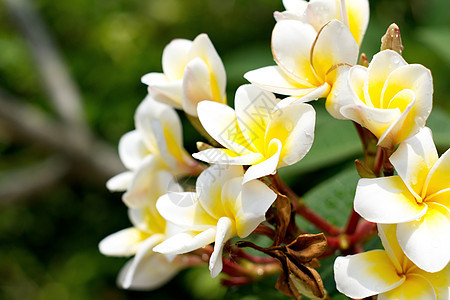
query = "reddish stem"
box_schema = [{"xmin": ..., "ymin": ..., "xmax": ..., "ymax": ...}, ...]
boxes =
[
  {"xmin": 344, "ymin": 209, "xmax": 360, "ymax": 235},
  {"xmin": 296, "ymin": 204, "xmax": 341, "ymax": 236},
  {"xmin": 221, "ymin": 276, "xmax": 253, "ymax": 286},
  {"xmin": 269, "ymin": 174, "xmax": 341, "ymax": 236},
  {"xmin": 236, "ymin": 249, "xmax": 277, "ymax": 264},
  {"xmin": 348, "ymin": 220, "xmax": 377, "ymax": 245},
  {"xmin": 253, "ymin": 224, "xmax": 276, "ymax": 239}
]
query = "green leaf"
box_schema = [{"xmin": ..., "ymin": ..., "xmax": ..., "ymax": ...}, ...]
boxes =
[
  {"xmin": 298, "ymin": 164, "xmax": 359, "ymax": 232},
  {"xmin": 427, "ymin": 108, "xmax": 450, "ymax": 151}
]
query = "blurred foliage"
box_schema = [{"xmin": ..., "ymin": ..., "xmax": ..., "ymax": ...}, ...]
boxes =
[{"xmin": 0, "ymin": 0, "xmax": 448, "ymax": 299}]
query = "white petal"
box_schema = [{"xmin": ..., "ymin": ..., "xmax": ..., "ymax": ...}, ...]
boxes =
[
  {"xmin": 244, "ymin": 66, "xmax": 316, "ymax": 96},
  {"xmin": 325, "ymin": 65, "xmax": 355, "ymax": 119},
  {"xmin": 304, "ymin": 0, "xmax": 338, "ymax": 32},
  {"xmin": 118, "ymin": 130, "xmax": 148, "ymax": 170},
  {"xmin": 209, "ymin": 217, "xmax": 235, "ymax": 278},
  {"xmin": 272, "ymin": 19, "xmax": 321, "ymax": 87},
  {"xmin": 99, "ymin": 228, "xmax": 150, "ymax": 257},
  {"xmin": 153, "ymin": 229, "xmax": 216, "ymax": 255},
  {"xmin": 118, "ymin": 234, "xmax": 180, "ymax": 290},
  {"xmin": 266, "ymin": 102, "xmax": 315, "ymax": 167},
  {"xmin": 135, "ymin": 95, "xmax": 183, "ymax": 151},
  {"xmin": 106, "ymin": 171, "xmax": 134, "ymax": 192},
  {"xmin": 340, "ymin": 104, "xmax": 401, "ymax": 139},
  {"xmin": 162, "ymin": 38, "xmax": 192, "ymax": 81},
  {"xmin": 156, "ymin": 192, "xmax": 217, "ymax": 230},
  {"xmin": 378, "ymin": 274, "xmax": 436, "ymax": 300},
  {"xmin": 334, "ymin": 250, "xmax": 405, "ymax": 299},
  {"xmin": 235, "ymin": 84, "xmax": 278, "ymax": 152},
  {"xmin": 311, "ymin": 20, "xmax": 359, "ymax": 81},
  {"xmin": 181, "ymin": 57, "xmax": 219, "ymax": 116},
  {"xmin": 197, "ymin": 100, "xmax": 253, "ymax": 154},
  {"xmin": 196, "ymin": 165, "xmax": 244, "ymax": 220},
  {"xmin": 282, "ymin": 0, "xmax": 308, "ymax": 12},
  {"xmin": 397, "ymin": 202, "xmax": 450, "ymax": 273},
  {"xmin": 243, "ymin": 138, "xmax": 282, "ymax": 183},
  {"xmin": 235, "ymin": 179, "xmax": 277, "ymax": 237},
  {"xmin": 192, "ymin": 149, "xmax": 263, "ymax": 166},
  {"xmin": 354, "ymin": 177, "xmax": 427, "ymax": 224},
  {"xmin": 345, "ymin": 0, "xmax": 370, "ymax": 45},
  {"xmin": 423, "ymin": 148, "xmax": 450, "ymax": 198},
  {"xmin": 141, "ymin": 73, "xmax": 183, "ymax": 109},
  {"xmin": 377, "ymin": 224, "xmax": 404, "ymax": 275},
  {"xmin": 366, "ymin": 50, "xmax": 407, "ymax": 108},
  {"xmin": 377, "ymin": 90, "xmax": 417, "ymax": 148},
  {"xmin": 188, "ymin": 34, "xmax": 226, "ymax": 99},
  {"xmin": 122, "ymin": 156, "xmax": 166, "ymax": 208},
  {"xmin": 390, "ymin": 127, "xmax": 438, "ymax": 198},
  {"xmin": 413, "ymin": 263, "xmax": 450, "ymax": 300},
  {"xmin": 275, "ymin": 82, "xmax": 330, "ymax": 108}
]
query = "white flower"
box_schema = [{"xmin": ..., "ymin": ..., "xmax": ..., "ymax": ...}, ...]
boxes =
[
  {"xmin": 244, "ymin": 19, "xmax": 359, "ymax": 108},
  {"xmin": 192, "ymin": 84, "xmax": 315, "ymax": 183},
  {"xmin": 275, "ymin": 0, "xmax": 369, "ymax": 46},
  {"xmin": 153, "ymin": 165, "xmax": 277, "ymax": 278},
  {"xmin": 329, "ymin": 50, "xmax": 433, "ymax": 149},
  {"xmin": 100, "ymin": 161, "xmax": 185, "ymax": 290},
  {"xmin": 106, "ymin": 94, "xmax": 199, "ymax": 192},
  {"xmin": 141, "ymin": 34, "xmax": 226, "ymax": 116},
  {"xmin": 335, "ymin": 224, "xmax": 450, "ymax": 299},
  {"xmin": 354, "ymin": 128, "xmax": 450, "ymax": 272}
]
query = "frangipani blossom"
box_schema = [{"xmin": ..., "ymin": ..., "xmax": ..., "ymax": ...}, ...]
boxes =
[
  {"xmin": 141, "ymin": 34, "xmax": 226, "ymax": 116},
  {"xmin": 354, "ymin": 128, "xmax": 450, "ymax": 272},
  {"xmin": 100, "ymin": 164, "xmax": 185, "ymax": 290},
  {"xmin": 276, "ymin": 0, "xmax": 370, "ymax": 46},
  {"xmin": 153, "ymin": 165, "xmax": 277, "ymax": 277},
  {"xmin": 106, "ymin": 94, "xmax": 199, "ymax": 192},
  {"xmin": 335, "ymin": 224, "xmax": 450, "ymax": 299},
  {"xmin": 192, "ymin": 84, "xmax": 315, "ymax": 183},
  {"xmin": 329, "ymin": 50, "xmax": 433, "ymax": 149},
  {"xmin": 244, "ymin": 19, "xmax": 359, "ymax": 108}
]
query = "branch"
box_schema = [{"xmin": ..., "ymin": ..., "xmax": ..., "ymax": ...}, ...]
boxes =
[
  {"xmin": 0, "ymin": 88, "xmax": 123, "ymax": 182},
  {"xmin": 0, "ymin": 156, "xmax": 68, "ymax": 205},
  {"xmin": 3, "ymin": 0, "xmax": 86, "ymax": 129}
]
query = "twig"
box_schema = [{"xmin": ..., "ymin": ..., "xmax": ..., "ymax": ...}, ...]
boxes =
[
  {"xmin": 3, "ymin": 0, "xmax": 86, "ymax": 129},
  {"xmin": 0, "ymin": 156, "xmax": 68, "ymax": 205},
  {"xmin": 0, "ymin": 88, "xmax": 123, "ymax": 182}
]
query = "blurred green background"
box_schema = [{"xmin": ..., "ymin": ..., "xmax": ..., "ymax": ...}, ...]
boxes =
[{"xmin": 0, "ymin": 0, "xmax": 449, "ymax": 299}]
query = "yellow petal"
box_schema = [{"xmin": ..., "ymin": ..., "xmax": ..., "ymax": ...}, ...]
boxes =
[
  {"xmin": 311, "ymin": 20, "xmax": 358, "ymax": 82},
  {"xmin": 423, "ymin": 149, "xmax": 450, "ymax": 198},
  {"xmin": 379, "ymin": 274, "xmax": 436, "ymax": 300},
  {"xmin": 345, "ymin": 0, "xmax": 370, "ymax": 45},
  {"xmin": 334, "ymin": 250, "xmax": 405, "ymax": 299},
  {"xmin": 389, "ymin": 127, "xmax": 438, "ymax": 199}
]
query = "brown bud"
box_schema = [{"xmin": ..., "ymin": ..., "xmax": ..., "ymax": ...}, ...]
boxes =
[
  {"xmin": 381, "ymin": 23, "xmax": 404, "ymax": 55},
  {"xmin": 358, "ymin": 53, "xmax": 370, "ymax": 67},
  {"xmin": 196, "ymin": 141, "xmax": 213, "ymax": 151}
]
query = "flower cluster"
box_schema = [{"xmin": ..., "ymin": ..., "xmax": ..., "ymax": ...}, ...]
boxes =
[{"xmin": 100, "ymin": 0, "xmax": 449, "ymax": 298}]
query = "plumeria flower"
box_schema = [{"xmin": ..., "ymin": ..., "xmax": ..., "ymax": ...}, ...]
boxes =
[
  {"xmin": 244, "ymin": 19, "xmax": 359, "ymax": 108},
  {"xmin": 335, "ymin": 224, "xmax": 450, "ymax": 299},
  {"xmin": 354, "ymin": 127, "xmax": 450, "ymax": 272},
  {"xmin": 329, "ymin": 50, "xmax": 433, "ymax": 149},
  {"xmin": 192, "ymin": 84, "xmax": 316, "ymax": 183},
  {"xmin": 141, "ymin": 33, "xmax": 226, "ymax": 116},
  {"xmin": 100, "ymin": 163, "xmax": 185, "ymax": 290},
  {"xmin": 153, "ymin": 165, "xmax": 277, "ymax": 278},
  {"xmin": 276, "ymin": 0, "xmax": 369, "ymax": 46},
  {"xmin": 106, "ymin": 94, "xmax": 200, "ymax": 192}
]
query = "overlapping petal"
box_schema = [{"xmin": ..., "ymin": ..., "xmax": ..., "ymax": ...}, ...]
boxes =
[
  {"xmin": 195, "ymin": 85, "xmax": 315, "ymax": 181},
  {"xmin": 334, "ymin": 250, "xmax": 404, "ymax": 299},
  {"xmin": 334, "ymin": 50, "xmax": 433, "ymax": 148},
  {"xmin": 142, "ymin": 33, "xmax": 226, "ymax": 116}
]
